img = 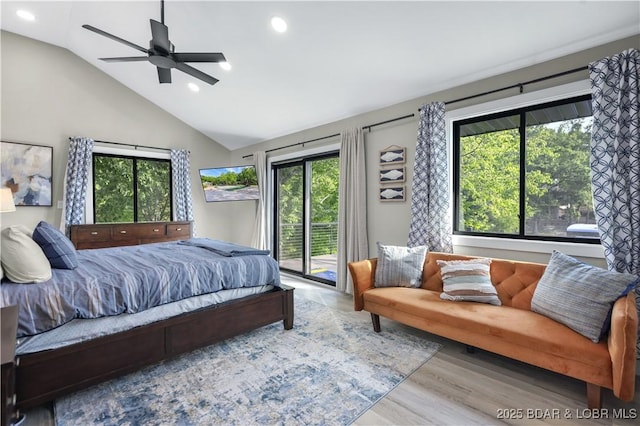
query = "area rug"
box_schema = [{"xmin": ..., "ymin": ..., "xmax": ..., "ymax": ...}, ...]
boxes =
[{"xmin": 55, "ymin": 297, "xmax": 441, "ymax": 425}]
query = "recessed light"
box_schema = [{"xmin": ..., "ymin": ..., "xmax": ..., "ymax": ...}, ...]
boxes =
[
  {"xmin": 188, "ymin": 82, "xmax": 200, "ymax": 92},
  {"xmin": 219, "ymin": 62, "xmax": 231, "ymax": 71},
  {"xmin": 271, "ymin": 16, "xmax": 287, "ymax": 33},
  {"xmin": 16, "ymin": 10, "xmax": 35, "ymax": 21}
]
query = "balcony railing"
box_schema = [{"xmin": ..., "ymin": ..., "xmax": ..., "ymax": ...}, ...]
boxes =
[{"xmin": 278, "ymin": 222, "xmax": 338, "ymax": 282}]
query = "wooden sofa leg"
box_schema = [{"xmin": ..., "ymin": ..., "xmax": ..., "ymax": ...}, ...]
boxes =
[
  {"xmin": 371, "ymin": 313, "xmax": 381, "ymax": 332},
  {"xmin": 587, "ymin": 383, "xmax": 602, "ymax": 409}
]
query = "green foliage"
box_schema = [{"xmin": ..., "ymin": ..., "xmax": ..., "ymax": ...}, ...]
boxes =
[
  {"xmin": 459, "ymin": 118, "xmax": 593, "ymax": 236},
  {"xmin": 277, "ymin": 157, "xmax": 340, "ymax": 260},
  {"xmin": 94, "ymin": 155, "xmax": 170, "ymax": 223}
]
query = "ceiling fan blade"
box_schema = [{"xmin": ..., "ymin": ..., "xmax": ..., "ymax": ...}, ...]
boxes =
[
  {"xmin": 82, "ymin": 24, "xmax": 148, "ymax": 54},
  {"xmin": 99, "ymin": 56, "xmax": 149, "ymax": 63},
  {"xmin": 150, "ymin": 19, "xmax": 171, "ymax": 53},
  {"xmin": 157, "ymin": 67, "xmax": 172, "ymax": 84},
  {"xmin": 173, "ymin": 53, "xmax": 227, "ymax": 63},
  {"xmin": 175, "ymin": 63, "xmax": 219, "ymax": 85}
]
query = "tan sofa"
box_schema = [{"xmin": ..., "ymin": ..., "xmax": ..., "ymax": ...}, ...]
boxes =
[{"xmin": 348, "ymin": 252, "xmax": 638, "ymax": 408}]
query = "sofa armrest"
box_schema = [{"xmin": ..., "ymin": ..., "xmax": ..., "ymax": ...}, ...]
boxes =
[
  {"xmin": 608, "ymin": 291, "xmax": 638, "ymax": 401},
  {"xmin": 348, "ymin": 258, "xmax": 377, "ymax": 311}
]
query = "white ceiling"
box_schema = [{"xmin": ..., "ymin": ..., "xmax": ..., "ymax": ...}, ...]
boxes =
[{"xmin": 1, "ymin": 1, "xmax": 639, "ymax": 151}]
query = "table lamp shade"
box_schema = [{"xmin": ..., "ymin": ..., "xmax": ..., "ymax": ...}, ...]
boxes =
[{"xmin": 0, "ymin": 188, "xmax": 16, "ymax": 212}]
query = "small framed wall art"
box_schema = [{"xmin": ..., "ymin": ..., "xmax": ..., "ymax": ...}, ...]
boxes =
[
  {"xmin": 0, "ymin": 141, "xmax": 53, "ymax": 206},
  {"xmin": 379, "ymin": 186, "xmax": 405, "ymax": 202},
  {"xmin": 379, "ymin": 146, "xmax": 406, "ymax": 165},
  {"xmin": 379, "ymin": 166, "xmax": 405, "ymax": 184}
]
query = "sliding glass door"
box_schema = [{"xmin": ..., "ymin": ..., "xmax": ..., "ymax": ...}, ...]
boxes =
[{"xmin": 274, "ymin": 153, "xmax": 339, "ymax": 285}]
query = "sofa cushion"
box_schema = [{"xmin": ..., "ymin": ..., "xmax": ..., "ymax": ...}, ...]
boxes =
[
  {"xmin": 438, "ymin": 258, "xmax": 501, "ymax": 305},
  {"xmin": 531, "ymin": 250, "xmax": 639, "ymax": 343},
  {"xmin": 374, "ymin": 242, "xmax": 427, "ymax": 288},
  {"xmin": 363, "ymin": 287, "xmax": 611, "ymax": 370}
]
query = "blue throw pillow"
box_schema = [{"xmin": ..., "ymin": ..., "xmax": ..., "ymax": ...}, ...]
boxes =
[
  {"xmin": 32, "ymin": 221, "xmax": 79, "ymax": 270},
  {"xmin": 531, "ymin": 250, "xmax": 639, "ymax": 342}
]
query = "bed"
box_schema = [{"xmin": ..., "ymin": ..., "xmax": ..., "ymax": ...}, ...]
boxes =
[{"xmin": 0, "ymin": 225, "xmax": 294, "ymax": 411}]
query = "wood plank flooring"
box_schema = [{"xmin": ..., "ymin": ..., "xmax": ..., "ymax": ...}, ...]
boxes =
[{"xmin": 21, "ymin": 274, "xmax": 640, "ymax": 425}]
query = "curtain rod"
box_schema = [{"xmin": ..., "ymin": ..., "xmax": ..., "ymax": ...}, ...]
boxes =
[
  {"xmin": 242, "ymin": 133, "xmax": 341, "ymax": 159},
  {"xmin": 68, "ymin": 137, "xmax": 173, "ymax": 152},
  {"xmin": 443, "ymin": 65, "xmax": 588, "ymax": 106},
  {"xmin": 242, "ymin": 65, "xmax": 588, "ymax": 159},
  {"xmin": 362, "ymin": 65, "xmax": 589, "ymax": 131}
]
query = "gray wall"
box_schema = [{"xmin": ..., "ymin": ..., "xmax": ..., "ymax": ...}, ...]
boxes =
[
  {"xmin": 0, "ymin": 31, "xmax": 237, "ymax": 240},
  {"xmin": 230, "ymin": 35, "xmax": 640, "ymax": 267}
]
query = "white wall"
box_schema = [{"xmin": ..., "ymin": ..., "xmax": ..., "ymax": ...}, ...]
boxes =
[
  {"xmin": 230, "ymin": 35, "xmax": 640, "ymax": 267},
  {"xmin": 0, "ymin": 31, "xmax": 237, "ymax": 240}
]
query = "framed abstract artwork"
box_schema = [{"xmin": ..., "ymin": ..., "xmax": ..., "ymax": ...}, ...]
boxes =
[{"xmin": 0, "ymin": 141, "xmax": 53, "ymax": 206}]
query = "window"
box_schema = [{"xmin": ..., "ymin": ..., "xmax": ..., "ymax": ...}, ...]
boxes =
[
  {"xmin": 93, "ymin": 153, "xmax": 172, "ymax": 223},
  {"xmin": 453, "ymin": 94, "xmax": 598, "ymax": 243},
  {"xmin": 273, "ymin": 152, "xmax": 340, "ymax": 285}
]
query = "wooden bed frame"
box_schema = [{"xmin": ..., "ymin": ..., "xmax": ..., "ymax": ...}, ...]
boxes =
[{"xmin": 14, "ymin": 223, "xmax": 295, "ymax": 411}]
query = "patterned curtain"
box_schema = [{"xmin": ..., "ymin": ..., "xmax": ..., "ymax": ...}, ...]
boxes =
[
  {"xmin": 408, "ymin": 102, "xmax": 452, "ymax": 252},
  {"xmin": 60, "ymin": 137, "xmax": 94, "ymax": 233},
  {"xmin": 589, "ymin": 48, "xmax": 640, "ymax": 354},
  {"xmin": 170, "ymin": 149, "xmax": 194, "ymax": 227},
  {"xmin": 336, "ymin": 128, "xmax": 369, "ymax": 294},
  {"xmin": 250, "ymin": 151, "xmax": 267, "ymax": 250}
]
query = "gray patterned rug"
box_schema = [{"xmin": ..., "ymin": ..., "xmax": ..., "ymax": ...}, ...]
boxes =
[{"xmin": 55, "ymin": 297, "xmax": 441, "ymax": 425}]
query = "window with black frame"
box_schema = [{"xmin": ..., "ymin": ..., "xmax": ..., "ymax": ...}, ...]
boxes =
[
  {"xmin": 93, "ymin": 153, "xmax": 172, "ymax": 223},
  {"xmin": 453, "ymin": 94, "xmax": 599, "ymax": 243}
]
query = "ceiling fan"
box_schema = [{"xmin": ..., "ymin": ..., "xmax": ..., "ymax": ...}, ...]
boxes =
[{"xmin": 82, "ymin": 0, "xmax": 226, "ymax": 85}]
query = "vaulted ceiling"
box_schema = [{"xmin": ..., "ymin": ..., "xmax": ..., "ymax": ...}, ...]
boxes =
[{"xmin": 1, "ymin": 1, "xmax": 638, "ymax": 150}]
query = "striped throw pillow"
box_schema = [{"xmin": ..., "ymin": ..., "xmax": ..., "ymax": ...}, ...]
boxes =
[
  {"xmin": 374, "ymin": 243, "xmax": 427, "ymax": 288},
  {"xmin": 531, "ymin": 250, "xmax": 639, "ymax": 342},
  {"xmin": 438, "ymin": 258, "xmax": 501, "ymax": 306}
]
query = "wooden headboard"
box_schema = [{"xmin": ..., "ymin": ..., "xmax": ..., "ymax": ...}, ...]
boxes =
[{"xmin": 69, "ymin": 221, "xmax": 192, "ymax": 249}]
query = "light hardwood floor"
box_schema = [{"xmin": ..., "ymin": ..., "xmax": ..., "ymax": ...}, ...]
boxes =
[{"xmin": 21, "ymin": 274, "xmax": 640, "ymax": 425}]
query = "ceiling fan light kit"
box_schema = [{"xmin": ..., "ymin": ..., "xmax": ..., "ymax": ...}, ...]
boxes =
[{"xmin": 83, "ymin": 0, "xmax": 225, "ymax": 86}]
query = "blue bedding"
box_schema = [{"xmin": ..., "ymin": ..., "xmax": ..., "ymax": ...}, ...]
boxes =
[
  {"xmin": 178, "ymin": 238, "xmax": 271, "ymax": 256},
  {"xmin": 0, "ymin": 240, "xmax": 281, "ymax": 337}
]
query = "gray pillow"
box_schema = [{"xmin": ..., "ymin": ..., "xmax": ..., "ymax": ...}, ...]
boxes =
[
  {"xmin": 374, "ymin": 242, "xmax": 427, "ymax": 288},
  {"xmin": 531, "ymin": 250, "xmax": 639, "ymax": 342}
]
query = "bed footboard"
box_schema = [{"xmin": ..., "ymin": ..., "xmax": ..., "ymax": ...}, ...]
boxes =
[{"xmin": 15, "ymin": 285, "xmax": 294, "ymax": 410}]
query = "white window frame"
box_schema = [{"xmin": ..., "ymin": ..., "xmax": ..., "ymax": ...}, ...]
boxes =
[
  {"xmin": 446, "ymin": 80, "xmax": 603, "ymax": 259},
  {"xmin": 85, "ymin": 146, "xmax": 170, "ymax": 224}
]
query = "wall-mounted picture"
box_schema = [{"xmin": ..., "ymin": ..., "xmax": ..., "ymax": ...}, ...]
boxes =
[
  {"xmin": 199, "ymin": 165, "xmax": 259, "ymax": 202},
  {"xmin": 0, "ymin": 141, "xmax": 53, "ymax": 206},
  {"xmin": 379, "ymin": 146, "xmax": 406, "ymax": 165},
  {"xmin": 379, "ymin": 166, "xmax": 405, "ymax": 184},
  {"xmin": 379, "ymin": 186, "xmax": 405, "ymax": 202}
]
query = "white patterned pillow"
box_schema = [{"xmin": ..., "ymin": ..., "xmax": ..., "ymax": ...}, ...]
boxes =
[
  {"xmin": 374, "ymin": 243, "xmax": 427, "ymax": 288},
  {"xmin": 438, "ymin": 258, "xmax": 501, "ymax": 306},
  {"xmin": 531, "ymin": 250, "xmax": 639, "ymax": 342}
]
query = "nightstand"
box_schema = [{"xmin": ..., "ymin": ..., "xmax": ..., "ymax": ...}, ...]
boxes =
[{"xmin": 1, "ymin": 305, "xmax": 18, "ymax": 426}]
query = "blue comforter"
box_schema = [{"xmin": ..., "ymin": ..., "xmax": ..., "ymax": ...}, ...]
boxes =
[{"xmin": 0, "ymin": 240, "xmax": 281, "ymax": 337}]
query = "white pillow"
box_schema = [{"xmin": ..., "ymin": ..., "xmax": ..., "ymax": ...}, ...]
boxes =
[{"xmin": 1, "ymin": 225, "xmax": 52, "ymax": 283}]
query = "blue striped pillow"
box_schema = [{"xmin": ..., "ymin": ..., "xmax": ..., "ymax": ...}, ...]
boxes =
[
  {"xmin": 374, "ymin": 243, "xmax": 427, "ymax": 288},
  {"xmin": 438, "ymin": 258, "xmax": 501, "ymax": 306},
  {"xmin": 32, "ymin": 221, "xmax": 79, "ymax": 270},
  {"xmin": 531, "ymin": 250, "xmax": 639, "ymax": 342}
]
